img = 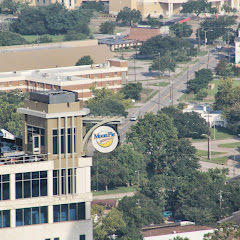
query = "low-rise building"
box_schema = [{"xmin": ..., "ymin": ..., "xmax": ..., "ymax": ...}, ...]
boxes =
[{"xmin": 183, "ymin": 104, "xmax": 226, "ymax": 127}]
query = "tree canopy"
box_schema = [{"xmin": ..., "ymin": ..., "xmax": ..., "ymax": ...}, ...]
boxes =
[
  {"xmin": 180, "ymin": 0, "xmax": 216, "ymax": 16},
  {"xmin": 140, "ymin": 36, "xmax": 197, "ymax": 61},
  {"xmin": 160, "ymin": 106, "xmax": 208, "ymax": 139},
  {"xmin": 99, "ymin": 21, "xmax": 115, "ymax": 34},
  {"xmin": 10, "ymin": 3, "xmax": 92, "ymax": 35},
  {"xmin": 76, "ymin": 55, "xmax": 94, "ymax": 66},
  {"xmin": 188, "ymin": 68, "xmax": 213, "ymax": 93},
  {"xmin": 81, "ymin": 1, "xmax": 104, "ymax": 12},
  {"xmin": 116, "ymin": 7, "xmax": 142, "ymax": 26},
  {"xmin": 170, "ymin": 23, "xmax": 193, "ymax": 38},
  {"xmin": 0, "ymin": 31, "xmax": 27, "ymax": 46},
  {"xmin": 122, "ymin": 82, "xmax": 143, "ymax": 101}
]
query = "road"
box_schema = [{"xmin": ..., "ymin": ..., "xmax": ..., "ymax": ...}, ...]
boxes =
[{"xmin": 118, "ymin": 48, "xmax": 220, "ymax": 141}]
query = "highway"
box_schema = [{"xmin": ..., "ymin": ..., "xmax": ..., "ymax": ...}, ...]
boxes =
[{"xmin": 118, "ymin": 48, "xmax": 222, "ymax": 141}]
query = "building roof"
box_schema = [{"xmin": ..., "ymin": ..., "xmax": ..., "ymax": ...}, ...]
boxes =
[
  {"xmin": 218, "ymin": 210, "xmax": 240, "ymax": 225},
  {"xmin": 0, "ymin": 43, "xmax": 113, "ymax": 72},
  {"xmin": 142, "ymin": 225, "xmax": 214, "ymax": 237},
  {"xmin": 126, "ymin": 27, "xmax": 161, "ymax": 42},
  {"xmin": 98, "ymin": 35, "xmax": 136, "ymax": 45}
]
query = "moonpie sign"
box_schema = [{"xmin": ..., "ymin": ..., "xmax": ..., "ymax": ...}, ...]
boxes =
[{"xmin": 91, "ymin": 126, "xmax": 118, "ymax": 153}]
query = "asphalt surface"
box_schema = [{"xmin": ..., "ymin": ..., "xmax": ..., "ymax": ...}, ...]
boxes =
[{"xmin": 118, "ymin": 47, "xmax": 220, "ymax": 141}]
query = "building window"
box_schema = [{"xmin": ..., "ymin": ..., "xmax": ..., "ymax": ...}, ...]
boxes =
[
  {"xmin": 106, "ymin": 81, "xmax": 109, "ymax": 86},
  {"xmin": 16, "ymin": 206, "xmax": 48, "ymax": 227},
  {"xmin": 52, "ymin": 128, "xmax": 76, "ymax": 155},
  {"xmin": 0, "ymin": 210, "xmax": 10, "ymax": 228},
  {"xmin": 80, "ymin": 235, "xmax": 85, "ymax": 240},
  {"xmin": 53, "ymin": 203, "xmax": 85, "ymax": 223},
  {"xmin": 53, "ymin": 169, "xmax": 76, "ymax": 195},
  {"xmin": 27, "ymin": 125, "xmax": 45, "ymax": 147},
  {"xmin": 54, "ymin": 238, "xmax": 60, "ymax": 240},
  {"xmin": 9, "ymin": 82, "xmax": 12, "ymax": 87},
  {"xmin": 0, "ymin": 174, "xmax": 9, "ymax": 201},
  {"xmin": 114, "ymin": 72, "xmax": 117, "ymax": 77},
  {"xmin": 105, "ymin": 73, "xmax": 109, "ymax": 78},
  {"xmin": 19, "ymin": 80, "xmax": 23, "ymax": 86},
  {"xmin": 15, "ymin": 171, "xmax": 47, "ymax": 199}
]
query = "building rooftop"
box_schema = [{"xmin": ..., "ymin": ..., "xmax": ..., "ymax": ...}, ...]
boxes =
[
  {"xmin": 98, "ymin": 35, "xmax": 136, "ymax": 45},
  {"xmin": 142, "ymin": 225, "xmax": 214, "ymax": 237},
  {"xmin": 0, "ymin": 41, "xmax": 113, "ymax": 72},
  {"xmin": 126, "ymin": 27, "xmax": 161, "ymax": 42},
  {"xmin": 30, "ymin": 90, "xmax": 78, "ymax": 104},
  {"xmin": 218, "ymin": 210, "xmax": 240, "ymax": 225}
]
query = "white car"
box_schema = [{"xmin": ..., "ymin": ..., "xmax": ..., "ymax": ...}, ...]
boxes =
[{"xmin": 130, "ymin": 116, "xmax": 137, "ymax": 121}]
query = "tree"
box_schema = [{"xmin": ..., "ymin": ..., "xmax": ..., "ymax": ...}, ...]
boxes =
[
  {"xmin": 63, "ymin": 31, "xmax": 87, "ymax": 41},
  {"xmin": 76, "ymin": 55, "xmax": 94, "ymax": 66},
  {"xmin": 99, "ymin": 21, "xmax": 115, "ymax": 34},
  {"xmin": 225, "ymin": 107, "xmax": 240, "ymax": 134},
  {"xmin": 188, "ymin": 68, "xmax": 213, "ymax": 93},
  {"xmin": 198, "ymin": 16, "xmax": 236, "ymax": 43},
  {"xmin": 215, "ymin": 59, "xmax": 228, "ymax": 76},
  {"xmin": 92, "ymin": 205, "xmax": 126, "ymax": 240},
  {"xmin": 0, "ymin": 91, "xmax": 28, "ymax": 137},
  {"xmin": 0, "ymin": 31, "xmax": 27, "ymax": 46},
  {"xmin": 147, "ymin": 16, "xmax": 159, "ymax": 28},
  {"xmin": 122, "ymin": 83, "xmax": 143, "ymax": 101},
  {"xmin": 91, "ymin": 145, "xmax": 146, "ymax": 190},
  {"xmin": 139, "ymin": 35, "xmax": 197, "ymax": 61},
  {"xmin": 0, "ymin": 0, "xmax": 25, "ymax": 15},
  {"xmin": 116, "ymin": 7, "xmax": 142, "ymax": 26},
  {"xmin": 87, "ymin": 85, "xmax": 132, "ymax": 110},
  {"xmin": 117, "ymin": 193, "xmax": 164, "ymax": 233},
  {"xmin": 170, "ymin": 23, "xmax": 193, "ymax": 38},
  {"xmin": 149, "ymin": 53, "xmax": 176, "ymax": 76},
  {"xmin": 81, "ymin": 1, "xmax": 104, "ymax": 12},
  {"xmin": 213, "ymin": 78, "xmax": 240, "ymax": 111},
  {"xmin": 180, "ymin": 0, "xmax": 216, "ymax": 17},
  {"xmin": 160, "ymin": 106, "xmax": 208, "ymax": 139},
  {"xmin": 195, "ymin": 89, "xmax": 208, "ymax": 100},
  {"xmin": 171, "ymin": 237, "xmax": 190, "ymax": 240}
]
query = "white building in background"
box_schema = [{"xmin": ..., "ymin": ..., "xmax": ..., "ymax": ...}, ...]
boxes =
[{"xmin": 183, "ymin": 104, "xmax": 226, "ymax": 127}]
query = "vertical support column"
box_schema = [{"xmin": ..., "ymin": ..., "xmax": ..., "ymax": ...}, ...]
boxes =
[
  {"xmin": 85, "ymin": 202, "xmax": 91, "ymax": 220},
  {"xmin": 237, "ymin": 0, "xmax": 239, "ymax": 10},
  {"xmin": 65, "ymin": 117, "xmax": 68, "ymax": 198},
  {"xmin": 72, "ymin": 116, "xmax": 75, "ymax": 198},
  {"xmin": 48, "ymin": 170, "xmax": 53, "ymax": 197},
  {"xmin": 231, "ymin": 0, "xmax": 234, "ymax": 8},
  {"xmin": 48, "ymin": 205, "xmax": 53, "ymax": 224},
  {"xmin": 168, "ymin": 3, "xmax": 173, "ymax": 16},
  {"xmin": 10, "ymin": 209, "xmax": 15, "ymax": 228},
  {"xmin": 58, "ymin": 117, "xmax": 62, "ymax": 198},
  {"xmin": 10, "ymin": 173, "xmax": 15, "ymax": 200}
]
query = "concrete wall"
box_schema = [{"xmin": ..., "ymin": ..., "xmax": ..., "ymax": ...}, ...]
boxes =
[{"xmin": 0, "ymin": 220, "xmax": 93, "ymax": 240}]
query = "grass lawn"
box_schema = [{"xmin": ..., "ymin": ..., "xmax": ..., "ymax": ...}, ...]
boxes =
[
  {"xmin": 197, "ymin": 51, "xmax": 208, "ymax": 57},
  {"xmin": 142, "ymin": 88, "xmax": 153, "ymax": 95},
  {"xmin": 192, "ymin": 127, "xmax": 236, "ymax": 142},
  {"xmin": 23, "ymin": 34, "xmax": 65, "ymax": 43},
  {"xmin": 92, "ymin": 186, "xmax": 136, "ymax": 196},
  {"xmin": 144, "ymin": 90, "xmax": 158, "ymax": 103},
  {"xmin": 175, "ymin": 67, "xmax": 189, "ymax": 78},
  {"xmin": 196, "ymin": 149, "xmax": 227, "ymax": 156},
  {"xmin": 151, "ymin": 82, "xmax": 169, "ymax": 87},
  {"xmin": 180, "ymin": 79, "xmax": 240, "ymax": 102},
  {"xmin": 202, "ymin": 156, "xmax": 228, "ymax": 165},
  {"xmin": 218, "ymin": 142, "xmax": 240, "ymax": 148}
]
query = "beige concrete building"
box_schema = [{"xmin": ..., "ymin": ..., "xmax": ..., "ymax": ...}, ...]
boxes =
[
  {"xmin": 0, "ymin": 90, "xmax": 124, "ymax": 240},
  {"xmin": 21, "ymin": 0, "xmax": 240, "ymax": 17}
]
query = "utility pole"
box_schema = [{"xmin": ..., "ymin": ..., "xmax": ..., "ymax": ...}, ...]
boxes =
[
  {"xmin": 158, "ymin": 52, "xmax": 161, "ymax": 79},
  {"xmin": 133, "ymin": 54, "xmax": 137, "ymax": 82},
  {"xmin": 207, "ymin": 114, "xmax": 210, "ymax": 160},
  {"xmin": 198, "ymin": 28, "xmax": 200, "ymax": 51},
  {"xmin": 207, "ymin": 50, "xmax": 210, "ymax": 69},
  {"xmin": 227, "ymin": 31, "xmax": 230, "ymax": 63},
  {"xmin": 219, "ymin": 190, "xmax": 223, "ymax": 210},
  {"xmin": 171, "ymin": 81, "xmax": 173, "ymax": 106},
  {"xmin": 158, "ymin": 86, "xmax": 161, "ymax": 111}
]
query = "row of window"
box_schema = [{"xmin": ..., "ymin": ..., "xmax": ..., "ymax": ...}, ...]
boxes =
[
  {"xmin": 1, "ymin": 169, "xmax": 76, "ymax": 201},
  {"xmin": 1, "ymin": 202, "xmax": 85, "ymax": 228}
]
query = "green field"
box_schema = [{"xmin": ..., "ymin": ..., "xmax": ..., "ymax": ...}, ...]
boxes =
[
  {"xmin": 151, "ymin": 82, "xmax": 170, "ymax": 87},
  {"xmin": 192, "ymin": 127, "xmax": 236, "ymax": 142},
  {"xmin": 196, "ymin": 149, "xmax": 226, "ymax": 156},
  {"xmin": 23, "ymin": 34, "xmax": 65, "ymax": 43},
  {"xmin": 180, "ymin": 79, "xmax": 240, "ymax": 102},
  {"xmin": 218, "ymin": 142, "xmax": 240, "ymax": 148},
  {"xmin": 92, "ymin": 186, "xmax": 136, "ymax": 196},
  {"xmin": 201, "ymin": 156, "xmax": 228, "ymax": 165}
]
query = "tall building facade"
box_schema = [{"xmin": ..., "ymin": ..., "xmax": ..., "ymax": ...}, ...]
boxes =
[{"xmin": 0, "ymin": 90, "xmax": 93, "ymax": 240}]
